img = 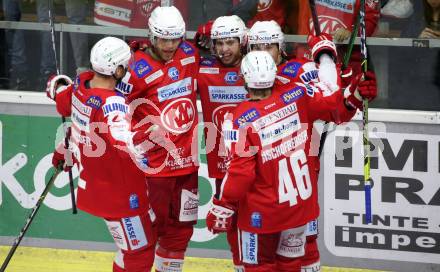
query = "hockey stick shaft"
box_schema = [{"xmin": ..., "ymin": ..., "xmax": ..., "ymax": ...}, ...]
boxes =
[
  {"xmin": 318, "ymin": 11, "xmax": 360, "ymax": 158},
  {"xmin": 0, "ymin": 168, "xmax": 61, "ymax": 272},
  {"xmin": 342, "ymin": 15, "xmax": 360, "ymax": 69},
  {"xmin": 308, "ymin": 0, "xmax": 321, "ymax": 35},
  {"xmin": 359, "ymin": 0, "xmax": 372, "ymax": 224},
  {"xmin": 48, "ymin": 1, "xmax": 77, "ymax": 214}
]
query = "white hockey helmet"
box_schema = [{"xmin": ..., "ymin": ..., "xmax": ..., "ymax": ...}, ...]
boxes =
[
  {"xmin": 248, "ymin": 20, "xmax": 284, "ymax": 52},
  {"xmin": 211, "ymin": 15, "xmax": 247, "ymax": 46},
  {"xmin": 148, "ymin": 6, "xmax": 185, "ymax": 40},
  {"xmin": 241, "ymin": 51, "xmax": 277, "ymax": 89},
  {"xmin": 90, "ymin": 36, "xmax": 132, "ymax": 76}
]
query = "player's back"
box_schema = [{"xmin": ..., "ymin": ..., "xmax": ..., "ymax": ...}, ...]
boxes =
[
  {"xmin": 227, "ymin": 82, "xmax": 322, "ymax": 234},
  {"xmin": 64, "ymin": 71, "xmax": 150, "ymax": 218}
]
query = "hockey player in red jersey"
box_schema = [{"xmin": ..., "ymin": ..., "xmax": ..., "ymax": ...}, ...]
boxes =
[
  {"xmin": 248, "ymin": 20, "xmax": 341, "ymax": 94},
  {"xmin": 297, "ymin": 0, "xmax": 380, "ymax": 74},
  {"xmin": 47, "ymin": 37, "xmax": 157, "ymax": 272},
  {"xmin": 247, "ymin": 21, "xmax": 344, "ymax": 272},
  {"xmin": 206, "ymin": 50, "xmax": 377, "ymax": 271},
  {"xmin": 115, "ymin": 6, "xmax": 199, "ymax": 272},
  {"xmin": 198, "ymin": 15, "xmax": 247, "ymax": 191},
  {"xmin": 196, "ymin": 15, "xmax": 248, "ymax": 272}
]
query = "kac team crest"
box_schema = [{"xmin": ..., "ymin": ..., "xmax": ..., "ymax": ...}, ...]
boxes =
[{"xmin": 161, "ymin": 98, "xmax": 195, "ymax": 134}]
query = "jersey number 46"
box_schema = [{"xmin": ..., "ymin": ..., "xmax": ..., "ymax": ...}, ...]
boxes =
[{"xmin": 278, "ymin": 149, "xmax": 312, "ymax": 207}]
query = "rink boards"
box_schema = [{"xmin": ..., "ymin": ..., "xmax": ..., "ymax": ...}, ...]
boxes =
[{"xmin": 0, "ymin": 91, "xmax": 439, "ymax": 272}]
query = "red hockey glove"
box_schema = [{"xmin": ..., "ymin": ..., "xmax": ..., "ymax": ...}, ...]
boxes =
[
  {"xmin": 46, "ymin": 74, "xmax": 73, "ymax": 101},
  {"xmin": 338, "ymin": 64, "xmax": 353, "ymax": 89},
  {"xmin": 307, "ymin": 33, "xmax": 337, "ymax": 63},
  {"xmin": 206, "ymin": 198, "xmax": 235, "ymax": 234},
  {"xmin": 52, "ymin": 142, "xmax": 76, "ymax": 172},
  {"xmin": 344, "ymin": 71, "xmax": 378, "ymax": 110},
  {"xmin": 128, "ymin": 39, "xmax": 151, "ymax": 52},
  {"xmin": 195, "ymin": 20, "xmax": 213, "ymax": 50},
  {"xmin": 128, "ymin": 124, "xmax": 169, "ymax": 167}
]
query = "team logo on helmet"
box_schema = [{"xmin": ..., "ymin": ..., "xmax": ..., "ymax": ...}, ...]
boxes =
[
  {"xmin": 168, "ymin": 67, "xmax": 179, "ymax": 81},
  {"xmin": 257, "ymin": 0, "xmax": 272, "ymax": 11},
  {"xmin": 161, "ymin": 98, "xmax": 195, "ymax": 134},
  {"xmin": 212, "ymin": 104, "xmax": 235, "ymax": 132},
  {"xmin": 224, "ymin": 72, "xmax": 239, "ymax": 84}
]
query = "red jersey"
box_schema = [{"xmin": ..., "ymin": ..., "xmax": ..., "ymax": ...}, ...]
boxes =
[
  {"xmin": 119, "ymin": 41, "xmax": 200, "ymax": 177},
  {"xmin": 220, "ymin": 80, "xmax": 355, "ymax": 233},
  {"xmin": 277, "ymin": 58, "xmax": 319, "ymax": 86},
  {"xmin": 55, "ymin": 71, "xmax": 150, "ymax": 218},
  {"xmin": 297, "ymin": 0, "xmax": 380, "ymax": 36},
  {"xmin": 277, "ymin": 58, "xmax": 341, "ymax": 172},
  {"xmin": 247, "ymin": 0, "xmax": 287, "ymax": 28},
  {"xmin": 198, "ymin": 56, "xmax": 247, "ymax": 179},
  {"xmin": 278, "ymin": 58, "xmax": 341, "ymax": 96}
]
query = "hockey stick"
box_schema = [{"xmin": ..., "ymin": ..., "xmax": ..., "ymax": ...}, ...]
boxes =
[
  {"xmin": 359, "ymin": 0, "xmax": 372, "ymax": 224},
  {"xmin": 48, "ymin": 0, "xmax": 77, "ymax": 214},
  {"xmin": 0, "ymin": 167, "xmax": 62, "ymax": 272},
  {"xmin": 308, "ymin": 0, "xmax": 321, "ymax": 35},
  {"xmin": 318, "ymin": 16, "xmax": 360, "ymax": 158}
]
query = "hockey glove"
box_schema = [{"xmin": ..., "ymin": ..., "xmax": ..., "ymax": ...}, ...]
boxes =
[
  {"xmin": 128, "ymin": 39, "xmax": 151, "ymax": 52},
  {"xmin": 46, "ymin": 74, "xmax": 73, "ymax": 101},
  {"xmin": 195, "ymin": 20, "xmax": 213, "ymax": 50},
  {"xmin": 307, "ymin": 33, "xmax": 337, "ymax": 63},
  {"xmin": 128, "ymin": 124, "xmax": 169, "ymax": 165},
  {"xmin": 344, "ymin": 71, "xmax": 377, "ymax": 110},
  {"xmin": 338, "ymin": 64, "xmax": 353, "ymax": 89},
  {"xmin": 52, "ymin": 142, "xmax": 76, "ymax": 172},
  {"xmin": 206, "ymin": 198, "xmax": 235, "ymax": 234}
]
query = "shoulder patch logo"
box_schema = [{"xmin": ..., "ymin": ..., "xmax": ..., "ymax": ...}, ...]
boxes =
[
  {"xmin": 282, "ymin": 62, "xmax": 301, "ymax": 78},
  {"xmin": 73, "ymin": 76, "xmax": 80, "ymax": 92},
  {"xmin": 134, "ymin": 59, "xmax": 152, "ymax": 78},
  {"xmin": 235, "ymin": 108, "xmax": 260, "ymax": 127},
  {"xmin": 200, "ymin": 57, "xmax": 216, "ymax": 67},
  {"xmin": 86, "ymin": 95, "xmax": 102, "ymax": 109},
  {"xmin": 179, "ymin": 42, "xmax": 194, "ymax": 55},
  {"xmin": 281, "ymin": 86, "xmax": 304, "ymax": 104}
]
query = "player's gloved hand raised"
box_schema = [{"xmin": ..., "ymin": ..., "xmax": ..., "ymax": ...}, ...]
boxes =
[
  {"xmin": 344, "ymin": 71, "xmax": 377, "ymax": 110},
  {"xmin": 195, "ymin": 20, "xmax": 213, "ymax": 50},
  {"xmin": 128, "ymin": 39, "xmax": 151, "ymax": 52},
  {"xmin": 307, "ymin": 33, "xmax": 337, "ymax": 63},
  {"xmin": 46, "ymin": 74, "xmax": 73, "ymax": 101},
  {"xmin": 206, "ymin": 198, "xmax": 235, "ymax": 234}
]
